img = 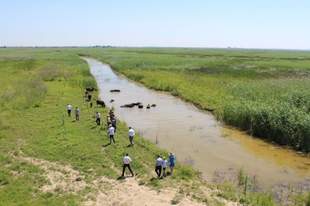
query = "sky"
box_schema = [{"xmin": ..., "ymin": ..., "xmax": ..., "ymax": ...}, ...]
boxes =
[{"xmin": 1, "ymin": 0, "xmax": 310, "ymax": 49}]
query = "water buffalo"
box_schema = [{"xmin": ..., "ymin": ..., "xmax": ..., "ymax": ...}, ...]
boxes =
[
  {"xmin": 121, "ymin": 104, "xmax": 133, "ymax": 108},
  {"xmin": 86, "ymin": 87, "xmax": 96, "ymax": 92},
  {"xmin": 110, "ymin": 99, "xmax": 115, "ymax": 103},
  {"xmin": 96, "ymin": 100, "xmax": 105, "ymax": 107},
  {"xmin": 138, "ymin": 104, "xmax": 143, "ymax": 109},
  {"xmin": 120, "ymin": 102, "xmax": 142, "ymax": 108},
  {"xmin": 110, "ymin": 89, "xmax": 121, "ymax": 93},
  {"xmin": 151, "ymin": 104, "xmax": 157, "ymax": 107},
  {"xmin": 146, "ymin": 104, "xmax": 151, "ymax": 109}
]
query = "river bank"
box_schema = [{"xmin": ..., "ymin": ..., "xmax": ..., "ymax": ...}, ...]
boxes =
[
  {"xmin": 84, "ymin": 57, "xmax": 310, "ymax": 190},
  {"xmin": 78, "ymin": 47, "xmax": 310, "ymax": 153}
]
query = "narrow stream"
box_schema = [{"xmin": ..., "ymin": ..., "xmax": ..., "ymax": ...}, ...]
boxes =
[{"xmin": 84, "ymin": 57, "xmax": 310, "ymax": 188}]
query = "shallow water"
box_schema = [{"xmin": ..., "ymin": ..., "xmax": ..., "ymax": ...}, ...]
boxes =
[{"xmin": 84, "ymin": 58, "xmax": 310, "ymax": 188}]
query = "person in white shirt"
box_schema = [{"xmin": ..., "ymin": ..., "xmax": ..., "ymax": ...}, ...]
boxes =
[
  {"xmin": 162, "ymin": 157, "xmax": 168, "ymax": 177},
  {"xmin": 121, "ymin": 153, "xmax": 134, "ymax": 177},
  {"xmin": 155, "ymin": 155, "xmax": 163, "ymax": 178},
  {"xmin": 67, "ymin": 104, "xmax": 73, "ymax": 117},
  {"xmin": 128, "ymin": 127, "xmax": 135, "ymax": 145},
  {"xmin": 108, "ymin": 124, "xmax": 115, "ymax": 144},
  {"xmin": 95, "ymin": 112, "xmax": 101, "ymax": 125}
]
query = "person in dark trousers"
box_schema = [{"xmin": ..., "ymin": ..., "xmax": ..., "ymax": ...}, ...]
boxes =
[
  {"xmin": 90, "ymin": 101, "xmax": 93, "ymax": 108},
  {"xmin": 84, "ymin": 91, "xmax": 88, "ymax": 102},
  {"xmin": 121, "ymin": 153, "xmax": 134, "ymax": 177},
  {"xmin": 75, "ymin": 107, "xmax": 80, "ymax": 121},
  {"xmin": 109, "ymin": 109, "xmax": 115, "ymax": 120},
  {"xmin": 155, "ymin": 155, "xmax": 163, "ymax": 178},
  {"xmin": 162, "ymin": 156, "xmax": 168, "ymax": 177},
  {"xmin": 87, "ymin": 93, "xmax": 92, "ymax": 101},
  {"xmin": 108, "ymin": 124, "xmax": 115, "ymax": 144},
  {"xmin": 111, "ymin": 118, "xmax": 117, "ymax": 132},
  {"xmin": 67, "ymin": 104, "xmax": 73, "ymax": 117},
  {"xmin": 95, "ymin": 112, "xmax": 101, "ymax": 125},
  {"xmin": 168, "ymin": 153, "xmax": 176, "ymax": 175}
]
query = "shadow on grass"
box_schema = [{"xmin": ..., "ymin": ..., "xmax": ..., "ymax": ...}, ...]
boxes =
[{"xmin": 102, "ymin": 143, "xmax": 111, "ymax": 147}]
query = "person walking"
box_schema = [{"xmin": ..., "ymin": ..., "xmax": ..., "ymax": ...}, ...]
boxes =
[
  {"xmin": 128, "ymin": 127, "xmax": 135, "ymax": 145},
  {"xmin": 162, "ymin": 156, "xmax": 168, "ymax": 177},
  {"xmin": 168, "ymin": 153, "xmax": 176, "ymax": 175},
  {"xmin": 84, "ymin": 91, "xmax": 89, "ymax": 102},
  {"xmin": 121, "ymin": 153, "xmax": 134, "ymax": 177},
  {"xmin": 95, "ymin": 112, "xmax": 101, "ymax": 125},
  {"xmin": 75, "ymin": 107, "xmax": 80, "ymax": 121},
  {"xmin": 155, "ymin": 155, "xmax": 163, "ymax": 178},
  {"xmin": 67, "ymin": 104, "xmax": 73, "ymax": 117},
  {"xmin": 111, "ymin": 117, "xmax": 117, "ymax": 132},
  {"xmin": 87, "ymin": 93, "xmax": 92, "ymax": 102},
  {"xmin": 108, "ymin": 124, "xmax": 115, "ymax": 144},
  {"xmin": 109, "ymin": 109, "xmax": 115, "ymax": 119},
  {"xmin": 106, "ymin": 115, "xmax": 111, "ymax": 126}
]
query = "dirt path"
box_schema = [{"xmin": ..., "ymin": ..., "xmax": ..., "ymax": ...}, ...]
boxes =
[
  {"xmin": 85, "ymin": 177, "xmax": 206, "ymax": 206},
  {"xmin": 13, "ymin": 153, "xmax": 239, "ymax": 206},
  {"xmin": 15, "ymin": 155, "xmax": 87, "ymax": 193}
]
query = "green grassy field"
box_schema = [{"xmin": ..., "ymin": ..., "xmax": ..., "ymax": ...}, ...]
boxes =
[
  {"xmin": 0, "ymin": 48, "xmax": 309, "ymax": 206},
  {"xmin": 77, "ymin": 47, "xmax": 310, "ymax": 153},
  {"xmin": 0, "ymin": 48, "xmax": 208, "ymax": 205}
]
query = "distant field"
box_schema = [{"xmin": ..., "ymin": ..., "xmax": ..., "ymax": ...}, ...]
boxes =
[{"xmin": 78, "ymin": 47, "xmax": 310, "ymax": 152}]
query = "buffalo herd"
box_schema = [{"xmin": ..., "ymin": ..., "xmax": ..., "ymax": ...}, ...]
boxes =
[{"xmin": 85, "ymin": 87, "xmax": 156, "ymax": 110}]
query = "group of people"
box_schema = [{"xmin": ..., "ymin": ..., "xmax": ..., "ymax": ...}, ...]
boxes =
[
  {"xmin": 122, "ymin": 153, "xmax": 176, "ymax": 178},
  {"xmin": 66, "ymin": 104, "xmax": 80, "ymax": 121},
  {"xmin": 66, "ymin": 94, "xmax": 177, "ymax": 179},
  {"xmin": 106, "ymin": 109, "xmax": 137, "ymax": 146}
]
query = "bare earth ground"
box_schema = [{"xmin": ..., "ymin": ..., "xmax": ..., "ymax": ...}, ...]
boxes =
[{"xmin": 12, "ymin": 153, "xmax": 239, "ymax": 206}]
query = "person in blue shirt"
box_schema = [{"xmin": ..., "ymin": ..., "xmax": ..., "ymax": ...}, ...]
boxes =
[{"xmin": 168, "ymin": 153, "xmax": 176, "ymax": 175}]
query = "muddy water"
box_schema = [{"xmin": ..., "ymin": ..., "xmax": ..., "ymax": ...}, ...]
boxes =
[{"xmin": 84, "ymin": 58, "xmax": 310, "ymax": 188}]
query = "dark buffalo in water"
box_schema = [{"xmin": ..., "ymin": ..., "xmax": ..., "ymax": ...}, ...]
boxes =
[
  {"xmin": 151, "ymin": 104, "xmax": 156, "ymax": 107},
  {"xmin": 120, "ymin": 102, "xmax": 142, "ymax": 108},
  {"xmin": 96, "ymin": 100, "xmax": 105, "ymax": 107},
  {"xmin": 110, "ymin": 89, "xmax": 121, "ymax": 93}
]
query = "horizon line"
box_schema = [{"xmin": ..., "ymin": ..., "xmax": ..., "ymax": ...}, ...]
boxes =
[{"xmin": 0, "ymin": 45, "xmax": 309, "ymax": 52}]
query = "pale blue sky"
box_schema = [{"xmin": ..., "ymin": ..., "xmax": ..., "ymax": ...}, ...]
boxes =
[{"xmin": 1, "ymin": 0, "xmax": 309, "ymax": 49}]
